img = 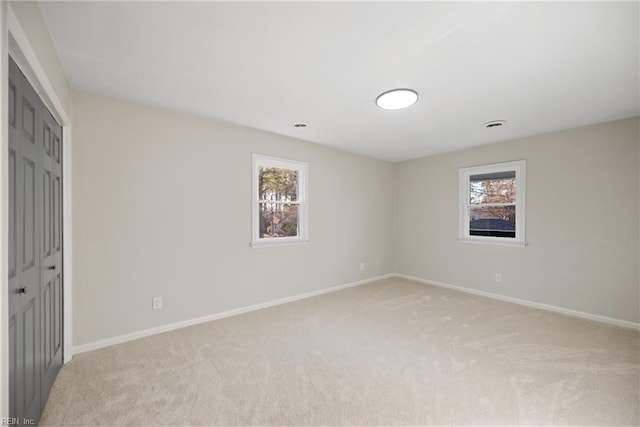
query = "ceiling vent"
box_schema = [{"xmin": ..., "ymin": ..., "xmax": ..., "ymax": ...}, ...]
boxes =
[{"xmin": 484, "ymin": 120, "xmax": 507, "ymax": 129}]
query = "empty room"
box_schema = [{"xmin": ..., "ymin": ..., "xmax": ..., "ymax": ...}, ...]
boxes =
[{"xmin": 1, "ymin": 1, "xmax": 639, "ymax": 426}]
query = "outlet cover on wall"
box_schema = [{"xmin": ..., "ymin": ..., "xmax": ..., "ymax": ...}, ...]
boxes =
[
  {"xmin": 495, "ymin": 273, "xmax": 502, "ymax": 283},
  {"xmin": 360, "ymin": 262, "xmax": 365, "ymax": 271},
  {"xmin": 152, "ymin": 296, "xmax": 163, "ymax": 310}
]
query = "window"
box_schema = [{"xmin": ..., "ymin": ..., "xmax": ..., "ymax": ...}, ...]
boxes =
[
  {"xmin": 459, "ymin": 160, "xmax": 526, "ymax": 246},
  {"xmin": 252, "ymin": 154, "xmax": 308, "ymax": 247}
]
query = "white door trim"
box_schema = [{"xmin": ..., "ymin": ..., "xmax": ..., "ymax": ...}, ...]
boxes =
[
  {"xmin": 0, "ymin": 1, "xmax": 9, "ymax": 419},
  {"xmin": 1, "ymin": 2, "xmax": 74, "ymax": 418}
]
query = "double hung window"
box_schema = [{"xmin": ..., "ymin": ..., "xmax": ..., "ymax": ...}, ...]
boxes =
[
  {"xmin": 459, "ymin": 160, "xmax": 526, "ymax": 246},
  {"xmin": 252, "ymin": 154, "xmax": 308, "ymax": 247}
]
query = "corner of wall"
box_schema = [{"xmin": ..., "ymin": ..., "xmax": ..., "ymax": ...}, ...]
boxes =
[
  {"xmin": 391, "ymin": 160, "xmax": 399, "ymax": 274},
  {"xmin": 637, "ymin": 116, "xmax": 640, "ymax": 303}
]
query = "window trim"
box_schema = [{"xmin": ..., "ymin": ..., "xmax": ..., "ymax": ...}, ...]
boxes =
[
  {"xmin": 251, "ymin": 154, "xmax": 309, "ymax": 248},
  {"xmin": 458, "ymin": 160, "xmax": 527, "ymax": 247}
]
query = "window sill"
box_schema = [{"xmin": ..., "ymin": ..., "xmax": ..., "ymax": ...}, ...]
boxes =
[
  {"xmin": 458, "ymin": 238, "xmax": 527, "ymax": 248},
  {"xmin": 250, "ymin": 239, "xmax": 309, "ymax": 249}
]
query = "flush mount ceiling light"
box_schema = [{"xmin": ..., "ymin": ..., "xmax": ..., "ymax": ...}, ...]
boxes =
[
  {"xmin": 484, "ymin": 120, "xmax": 507, "ymax": 129},
  {"xmin": 376, "ymin": 88, "xmax": 418, "ymax": 110}
]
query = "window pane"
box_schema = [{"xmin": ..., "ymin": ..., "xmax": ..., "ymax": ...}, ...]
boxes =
[
  {"xmin": 259, "ymin": 203, "xmax": 299, "ymax": 238},
  {"xmin": 259, "ymin": 167, "xmax": 298, "ymax": 202},
  {"xmin": 469, "ymin": 205, "xmax": 515, "ymax": 238},
  {"xmin": 470, "ymin": 174, "xmax": 515, "ymax": 204}
]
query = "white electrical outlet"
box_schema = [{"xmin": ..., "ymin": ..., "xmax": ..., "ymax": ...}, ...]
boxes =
[
  {"xmin": 495, "ymin": 273, "xmax": 502, "ymax": 283},
  {"xmin": 360, "ymin": 262, "xmax": 365, "ymax": 271},
  {"xmin": 152, "ymin": 296, "xmax": 163, "ymax": 310}
]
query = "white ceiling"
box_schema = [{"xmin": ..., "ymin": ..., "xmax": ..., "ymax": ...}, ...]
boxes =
[{"xmin": 40, "ymin": 1, "xmax": 639, "ymax": 162}]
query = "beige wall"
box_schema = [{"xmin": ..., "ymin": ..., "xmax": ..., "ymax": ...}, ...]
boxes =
[
  {"xmin": 72, "ymin": 90, "xmax": 395, "ymax": 346},
  {"xmin": 395, "ymin": 117, "xmax": 640, "ymax": 323}
]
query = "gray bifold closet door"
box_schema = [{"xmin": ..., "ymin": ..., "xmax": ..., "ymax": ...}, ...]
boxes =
[{"xmin": 8, "ymin": 56, "xmax": 63, "ymax": 424}]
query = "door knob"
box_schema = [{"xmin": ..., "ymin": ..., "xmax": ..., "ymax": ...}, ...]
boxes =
[
  {"xmin": 17, "ymin": 287, "xmax": 26, "ymax": 294},
  {"xmin": 47, "ymin": 265, "xmax": 55, "ymax": 270}
]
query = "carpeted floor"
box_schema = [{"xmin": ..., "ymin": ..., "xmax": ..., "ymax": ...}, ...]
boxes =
[{"xmin": 41, "ymin": 277, "xmax": 639, "ymax": 426}]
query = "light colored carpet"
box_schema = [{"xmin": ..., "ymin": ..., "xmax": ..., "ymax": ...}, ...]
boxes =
[{"xmin": 41, "ymin": 277, "xmax": 639, "ymax": 426}]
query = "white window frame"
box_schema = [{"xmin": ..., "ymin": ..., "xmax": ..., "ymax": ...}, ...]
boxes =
[
  {"xmin": 458, "ymin": 160, "xmax": 526, "ymax": 247},
  {"xmin": 251, "ymin": 154, "xmax": 309, "ymax": 248}
]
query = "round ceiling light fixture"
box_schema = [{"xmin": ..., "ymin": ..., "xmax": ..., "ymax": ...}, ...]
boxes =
[{"xmin": 376, "ymin": 88, "xmax": 418, "ymax": 110}]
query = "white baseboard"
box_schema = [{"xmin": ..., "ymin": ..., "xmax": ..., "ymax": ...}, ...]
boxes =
[
  {"xmin": 395, "ymin": 273, "xmax": 640, "ymax": 330},
  {"xmin": 72, "ymin": 273, "xmax": 396, "ymax": 356},
  {"xmin": 72, "ymin": 271, "xmax": 638, "ymax": 356}
]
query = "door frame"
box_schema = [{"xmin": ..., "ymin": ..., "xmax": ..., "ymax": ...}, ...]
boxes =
[{"xmin": 0, "ymin": 3, "xmax": 73, "ymax": 418}]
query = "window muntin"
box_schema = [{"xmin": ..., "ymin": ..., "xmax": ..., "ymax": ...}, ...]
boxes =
[
  {"xmin": 459, "ymin": 161, "xmax": 526, "ymax": 246},
  {"xmin": 252, "ymin": 154, "xmax": 308, "ymax": 247}
]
